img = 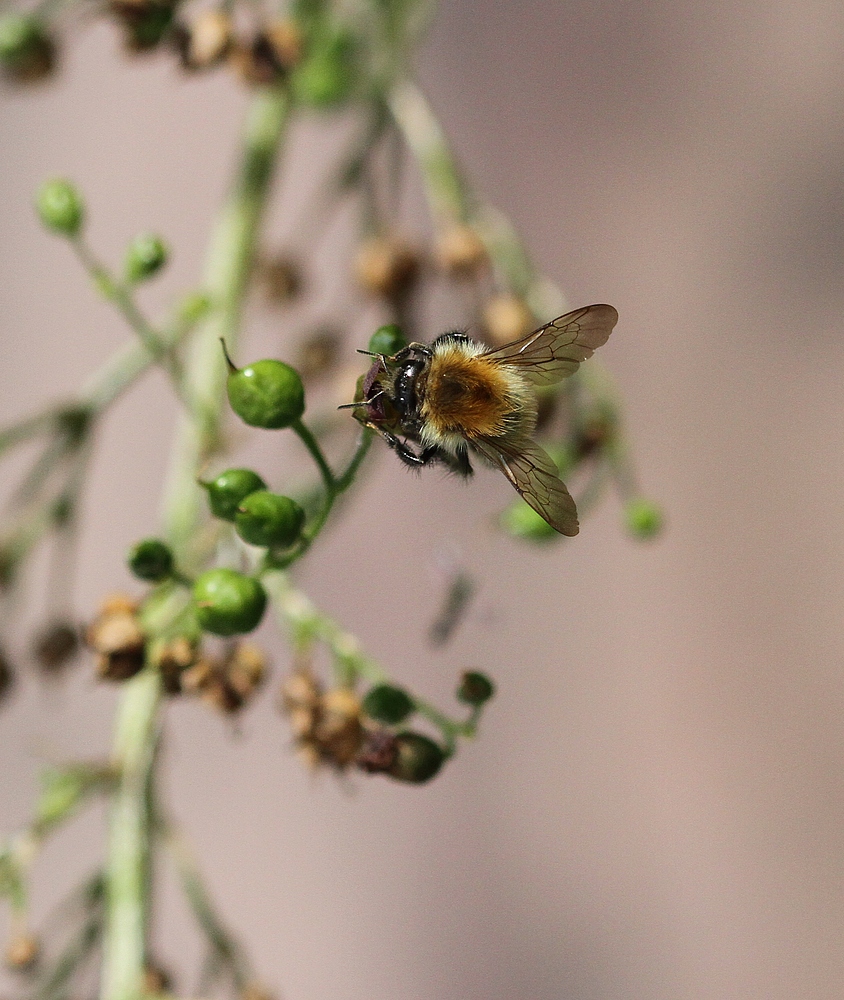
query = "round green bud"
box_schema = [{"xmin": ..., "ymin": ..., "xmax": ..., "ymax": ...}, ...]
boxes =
[
  {"xmin": 388, "ymin": 732, "xmax": 446, "ymax": 784},
  {"xmin": 192, "ymin": 569, "xmax": 267, "ymax": 637},
  {"xmin": 500, "ymin": 500, "xmax": 559, "ymax": 543},
  {"xmin": 125, "ymin": 233, "xmax": 169, "ymax": 283},
  {"xmin": 126, "ymin": 4, "xmax": 174, "ymax": 49},
  {"xmin": 362, "ymin": 683, "xmax": 414, "ymax": 725},
  {"xmin": 202, "ymin": 468, "xmax": 267, "ymax": 522},
  {"xmin": 226, "ymin": 357, "xmax": 305, "ymax": 430},
  {"xmin": 292, "ymin": 29, "xmax": 356, "ymax": 108},
  {"xmin": 234, "ymin": 491, "xmax": 305, "ymax": 548},
  {"xmin": 36, "ymin": 179, "xmax": 84, "ymax": 238},
  {"xmin": 128, "ymin": 539, "xmax": 174, "ymax": 582},
  {"xmin": 625, "ymin": 498, "xmax": 664, "ymax": 540},
  {"xmin": 367, "ymin": 324, "xmax": 406, "ymax": 357},
  {"xmin": 457, "ymin": 671, "xmax": 495, "ymax": 706},
  {"xmin": 0, "ymin": 13, "xmax": 41, "ymax": 61},
  {"xmin": 177, "ymin": 291, "xmax": 212, "ymax": 324}
]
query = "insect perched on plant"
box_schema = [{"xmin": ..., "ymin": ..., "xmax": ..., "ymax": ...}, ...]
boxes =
[{"xmin": 342, "ymin": 304, "xmax": 619, "ymax": 535}]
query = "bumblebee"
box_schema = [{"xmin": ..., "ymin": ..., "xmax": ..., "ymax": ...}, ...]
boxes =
[{"xmin": 344, "ymin": 304, "xmax": 619, "ymax": 535}]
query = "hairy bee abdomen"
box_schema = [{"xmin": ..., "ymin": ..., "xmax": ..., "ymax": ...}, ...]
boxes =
[{"xmin": 421, "ymin": 347, "xmax": 532, "ymax": 439}]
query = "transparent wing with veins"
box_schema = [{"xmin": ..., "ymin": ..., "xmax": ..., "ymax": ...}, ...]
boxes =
[
  {"xmin": 471, "ymin": 433, "xmax": 579, "ymax": 536},
  {"xmin": 481, "ymin": 303, "xmax": 618, "ymax": 386}
]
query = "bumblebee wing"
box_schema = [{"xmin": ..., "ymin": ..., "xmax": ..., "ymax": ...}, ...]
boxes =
[
  {"xmin": 472, "ymin": 433, "xmax": 579, "ymax": 536},
  {"xmin": 481, "ymin": 304, "xmax": 618, "ymax": 386}
]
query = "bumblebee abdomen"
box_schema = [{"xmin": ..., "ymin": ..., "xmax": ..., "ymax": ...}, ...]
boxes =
[{"xmin": 421, "ymin": 346, "xmax": 531, "ymax": 439}]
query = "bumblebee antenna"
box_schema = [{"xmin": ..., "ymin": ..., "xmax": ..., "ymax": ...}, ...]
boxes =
[{"xmin": 337, "ymin": 390, "xmax": 384, "ymax": 411}]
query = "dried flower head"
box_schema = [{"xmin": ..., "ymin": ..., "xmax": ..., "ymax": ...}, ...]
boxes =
[
  {"xmin": 482, "ymin": 293, "xmax": 535, "ymax": 346},
  {"xmin": 32, "ymin": 619, "xmax": 79, "ymax": 674},
  {"xmin": 154, "ymin": 636, "xmax": 199, "ymax": 694},
  {"xmin": 279, "ymin": 668, "xmax": 364, "ymax": 769},
  {"xmin": 435, "ymin": 224, "xmax": 488, "ymax": 278},
  {"xmin": 180, "ymin": 642, "xmax": 268, "ymax": 714},
  {"xmin": 4, "ymin": 932, "xmax": 39, "ymax": 971},
  {"xmin": 354, "ymin": 236, "xmax": 419, "ymax": 300},
  {"xmin": 175, "ymin": 9, "xmax": 232, "ymax": 70},
  {"xmin": 295, "ymin": 328, "xmax": 342, "ymax": 381},
  {"xmin": 85, "ymin": 594, "xmax": 146, "ymax": 682}
]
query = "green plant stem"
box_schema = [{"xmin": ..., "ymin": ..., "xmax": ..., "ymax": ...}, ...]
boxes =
[
  {"xmin": 99, "ymin": 84, "xmax": 290, "ymax": 1000},
  {"xmin": 71, "ymin": 239, "xmax": 189, "ymax": 398},
  {"xmin": 292, "ymin": 418, "xmax": 335, "ymax": 493},
  {"xmin": 164, "ymin": 84, "xmax": 291, "ymax": 563},
  {"xmin": 99, "ymin": 668, "xmax": 161, "ymax": 1000},
  {"xmin": 263, "ymin": 427, "xmax": 373, "ymax": 570}
]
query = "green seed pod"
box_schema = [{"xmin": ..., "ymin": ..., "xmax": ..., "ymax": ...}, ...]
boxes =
[
  {"xmin": 193, "ymin": 569, "xmax": 267, "ymax": 637},
  {"xmin": 499, "ymin": 500, "xmax": 559, "ymax": 543},
  {"xmin": 36, "ymin": 179, "xmax": 84, "ymax": 238},
  {"xmin": 202, "ymin": 468, "xmax": 266, "ymax": 522},
  {"xmin": 292, "ymin": 28, "xmax": 356, "ymax": 108},
  {"xmin": 128, "ymin": 539, "xmax": 174, "ymax": 582},
  {"xmin": 125, "ymin": 233, "xmax": 169, "ymax": 283},
  {"xmin": 362, "ymin": 683, "xmax": 414, "ymax": 725},
  {"xmin": 388, "ymin": 732, "xmax": 445, "ymax": 784},
  {"xmin": 625, "ymin": 498, "xmax": 664, "ymax": 540},
  {"xmin": 457, "ymin": 670, "xmax": 495, "ymax": 706},
  {"xmin": 0, "ymin": 13, "xmax": 41, "ymax": 60},
  {"xmin": 367, "ymin": 324, "xmax": 406, "ymax": 357},
  {"xmin": 225, "ymin": 354, "xmax": 305, "ymax": 430},
  {"xmin": 234, "ymin": 491, "xmax": 305, "ymax": 548},
  {"xmin": 0, "ymin": 13, "xmax": 54, "ymax": 80}
]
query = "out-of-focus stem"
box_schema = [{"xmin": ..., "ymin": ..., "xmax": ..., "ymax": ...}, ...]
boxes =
[
  {"xmin": 99, "ymin": 668, "xmax": 161, "ymax": 1000},
  {"xmin": 99, "ymin": 84, "xmax": 291, "ymax": 1000},
  {"xmin": 164, "ymin": 84, "xmax": 291, "ymax": 564}
]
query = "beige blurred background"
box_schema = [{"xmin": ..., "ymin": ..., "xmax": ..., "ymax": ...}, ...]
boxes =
[{"xmin": 3, "ymin": 1, "xmax": 844, "ymax": 998}]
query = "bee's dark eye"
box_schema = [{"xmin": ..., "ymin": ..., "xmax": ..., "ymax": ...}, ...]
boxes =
[{"xmin": 394, "ymin": 360, "xmax": 425, "ymax": 415}]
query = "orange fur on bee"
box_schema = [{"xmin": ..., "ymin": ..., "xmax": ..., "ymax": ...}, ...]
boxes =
[{"xmin": 420, "ymin": 344, "xmax": 533, "ymax": 439}]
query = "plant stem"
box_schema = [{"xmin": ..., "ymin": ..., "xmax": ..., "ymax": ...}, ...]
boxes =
[
  {"xmin": 99, "ymin": 668, "xmax": 161, "ymax": 1000},
  {"xmin": 99, "ymin": 84, "xmax": 291, "ymax": 1000},
  {"xmin": 163, "ymin": 84, "xmax": 291, "ymax": 563}
]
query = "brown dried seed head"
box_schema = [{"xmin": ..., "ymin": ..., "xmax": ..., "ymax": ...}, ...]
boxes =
[
  {"xmin": 287, "ymin": 704, "xmax": 317, "ymax": 739},
  {"xmin": 295, "ymin": 740, "xmax": 322, "ymax": 771},
  {"xmin": 354, "ymin": 237, "xmax": 419, "ymax": 299},
  {"xmin": 5, "ymin": 933, "xmax": 39, "ymax": 971},
  {"xmin": 179, "ymin": 657, "xmax": 216, "ymax": 695},
  {"xmin": 225, "ymin": 642, "xmax": 267, "ymax": 698},
  {"xmin": 435, "ymin": 225, "xmax": 488, "ymax": 277},
  {"xmin": 263, "ymin": 19, "xmax": 303, "ymax": 69},
  {"xmin": 85, "ymin": 597, "xmax": 146, "ymax": 682},
  {"xmin": 200, "ymin": 674, "xmax": 244, "ymax": 715},
  {"xmin": 179, "ymin": 10, "xmax": 232, "ymax": 69},
  {"xmin": 280, "ymin": 668, "xmax": 321, "ymax": 712},
  {"xmin": 143, "ymin": 962, "xmax": 172, "ymax": 994},
  {"xmin": 32, "ymin": 620, "xmax": 79, "ymax": 673},
  {"xmin": 99, "ymin": 594, "xmax": 139, "ymax": 616},
  {"xmin": 314, "ymin": 687, "xmax": 364, "ymax": 766},
  {"xmin": 482, "ymin": 294, "xmax": 535, "ymax": 346},
  {"xmin": 258, "ymin": 254, "xmax": 303, "ymax": 304},
  {"xmin": 228, "ymin": 33, "xmax": 283, "ymax": 86},
  {"xmin": 294, "ymin": 328, "xmax": 342, "ymax": 382},
  {"xmin": 155, "ymin": 637, "xmax": 199, "ymax": 694}
]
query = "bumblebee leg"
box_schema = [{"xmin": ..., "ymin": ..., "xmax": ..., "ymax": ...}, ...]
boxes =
[
  {"xmin": 420, "ymin": 445, "xmax": 473, "ymax": 477},
  {"xmin": 366, "ymin": 423, "xmax": 428, "ymax": 468}
]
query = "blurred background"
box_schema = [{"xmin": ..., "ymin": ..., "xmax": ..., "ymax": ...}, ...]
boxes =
[{"xmin": 2, "ymin": 0, "xmax": 844, "ymax": 998}]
